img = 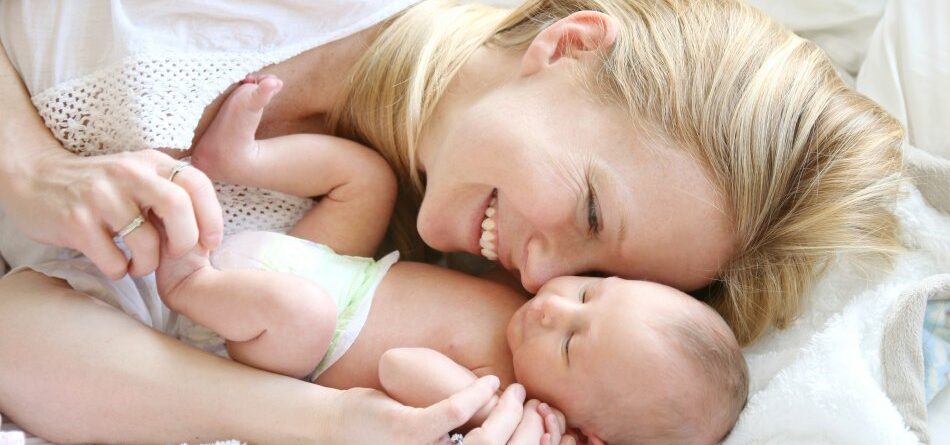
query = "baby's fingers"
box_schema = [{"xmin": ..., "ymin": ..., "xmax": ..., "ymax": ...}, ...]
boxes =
[{"xmin": 538, "ymin": 403, "xmax": 567, "ymax": 445}]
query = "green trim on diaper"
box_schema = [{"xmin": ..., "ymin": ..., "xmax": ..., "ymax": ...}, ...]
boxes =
[
  {"xmin": 215, "ymin": 232, "xmax": 393, "ymax": 383},
  {"xmin": 310, "ymin": 259, "xmax": 383, "ymax": 378}
]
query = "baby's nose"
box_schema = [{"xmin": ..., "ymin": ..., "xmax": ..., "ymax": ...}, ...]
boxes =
[{"xmin": 539, "ymin": 296, "xmax": 574, "ymax": 328}]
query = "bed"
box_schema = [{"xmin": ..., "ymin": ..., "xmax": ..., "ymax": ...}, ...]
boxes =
[{"xmin": 2, "ymin": 0, "xmax": 949, "ymax": 443}]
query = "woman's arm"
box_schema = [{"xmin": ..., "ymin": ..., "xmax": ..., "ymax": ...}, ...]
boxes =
[
  {"xmin": 0, "ymin": 44, "xmax": 223, "ymax": 279},
  {"xmin": 0, "ymin": 270, "xmax": 500, "ymax": 444}
]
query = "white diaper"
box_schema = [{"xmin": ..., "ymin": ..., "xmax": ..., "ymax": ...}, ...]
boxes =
[
  {"xmin": 12, "ymin": 230, "xmax": 396, "ymax": 381},
  {"xmin": 179, "ymin": 231, "xmax": 398, "ymax": 380}
]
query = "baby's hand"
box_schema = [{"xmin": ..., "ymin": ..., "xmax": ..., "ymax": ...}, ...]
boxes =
[{"xmin": 538, "ymin": 402, "xmax": 570, "ymax": 445}]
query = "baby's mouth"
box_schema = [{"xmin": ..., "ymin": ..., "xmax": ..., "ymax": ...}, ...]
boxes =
[{"xmin": 479, "ymin": 189, "xmax": 498, "ymax": 261}]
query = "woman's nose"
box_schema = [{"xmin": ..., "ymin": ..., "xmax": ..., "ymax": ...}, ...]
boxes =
[{"xmin": 521, "ymin": 240, "xmax": 582, "ymax": 293}]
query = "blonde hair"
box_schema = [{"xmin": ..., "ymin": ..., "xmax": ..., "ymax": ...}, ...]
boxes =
[
  {"xmin": 593, "ymin": 299, "xmax": 749, "ymax": 445},
  {"xmin": 328, "ymin": 0, "xmax": 904, "ymax": 344}
]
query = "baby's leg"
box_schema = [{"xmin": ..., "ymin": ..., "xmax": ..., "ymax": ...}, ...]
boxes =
[
  {"xmin": 192, "ymin": 75, "xmax": 282, "ymax": 184},
  {"xmin": 156, "ymin": 238, "xmax": 337, "ymax": 379}
]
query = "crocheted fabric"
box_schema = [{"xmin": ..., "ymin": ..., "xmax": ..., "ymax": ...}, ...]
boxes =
[{"xmin": 30, "ymin": 52, "xmax": 313, "ymax": 234}]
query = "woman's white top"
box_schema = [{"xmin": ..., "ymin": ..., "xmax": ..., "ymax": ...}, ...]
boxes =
[{"xmin": 0, "ymin": 0, "xmax": 419, "ymax": 267}]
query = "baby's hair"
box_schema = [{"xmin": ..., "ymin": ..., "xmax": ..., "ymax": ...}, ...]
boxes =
[
  {"xmin": 329, "ymin": 0, "xmax": 903, "ymax": 343},
  {"xmin": 668, "ymin": 305, "xmax": 749, "ymax": 443},
  {"xmin": 599, "ymin": 299, "xmax": 748, "ymax": 445}
]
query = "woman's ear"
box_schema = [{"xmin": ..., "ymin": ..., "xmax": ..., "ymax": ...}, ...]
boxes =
[{"xmin": 520, "ymin": 11, "xmax": 618, "ymax": 77}]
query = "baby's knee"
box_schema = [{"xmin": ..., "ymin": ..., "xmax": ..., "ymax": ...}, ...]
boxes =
[{"xmin": 276, "ymin": 278, "xmax": 338, "ymax": 375}]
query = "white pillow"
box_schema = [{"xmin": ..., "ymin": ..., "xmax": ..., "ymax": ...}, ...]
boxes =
[{"xmin": 744, "ymin": 0, "xmax": 886, "ymax": 77}]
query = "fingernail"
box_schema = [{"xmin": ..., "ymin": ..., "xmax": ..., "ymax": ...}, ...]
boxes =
[
  {"xmin": 565, "ymin": 437, "xmax": 576, "ymax": 445},
  {"xmin": 510, "ymin": 383, "xmax": 526, "ymax": 400},
  {"xmin": 485, "ymin": 375, "xmax": 500, "ymax": 391}
]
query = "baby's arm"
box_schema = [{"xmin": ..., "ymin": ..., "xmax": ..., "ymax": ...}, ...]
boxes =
[
  {"xmin": 229, "ymin": 134, "xmax": 396, "ymax": 257},
  {"xmin": 379, "ymin": 348, "xmax": 500, "ymax": 427},
  {"xmin": 191, "ymin": 76, "xmax": 396, "ymax": 257}
]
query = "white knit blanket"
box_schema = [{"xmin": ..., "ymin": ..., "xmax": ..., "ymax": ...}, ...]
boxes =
[{"xmin": 724, "ymin": 183, "xmax": 950, "ymax": 445}]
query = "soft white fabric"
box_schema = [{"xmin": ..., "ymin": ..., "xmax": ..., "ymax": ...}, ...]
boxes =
[
  {"xmin": 931, "ymin": 387, "xmax": 950, "ymax": 445},
  {"xmin": 0, "ymin": 0, "xmax": 420, "ymax": 273},
  {"xmin": 0, "ymin": 422, "xmax": 24, "ymax": 445},
  {"xmin": 881, "ymin": 274, "xmax": 945, "ymax": 443},
  {"xmin": 855, "ymin": 0, "xmax": 950, "ymax": 161},
  {"xmin": 746, "ymin": 0, "xmax": 887, "ymax": 80},
  {"xmin": 853, "ymin": 0, "xmax": 950, "ymax": 439},
  {"xmin": 723, "ymin": 0, "xmax": 950, "ymax": 442},
  {"xmin": 724, "ymin": 184, "xmax": 950, "ymax": 445},
  {"xmin": 0, "ymin": 0, "xmax": 418, "ymax": 314},
  {"xmin": 0, "ymin": 1, "xmax": 419, "ymax": 95}
]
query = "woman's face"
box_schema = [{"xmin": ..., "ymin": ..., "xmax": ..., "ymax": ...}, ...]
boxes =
[
  {"xmin": 416, "ymin": 63, "xmax": 736, "ymax": 293},
  {"xmin": 415, "ymin": 14, "xmax": 737, "ymax": 293}
]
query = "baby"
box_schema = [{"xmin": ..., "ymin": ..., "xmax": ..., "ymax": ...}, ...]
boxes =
[{"xmin": 158, "ymin": 75, "xmax": 749, "ymax": 444}]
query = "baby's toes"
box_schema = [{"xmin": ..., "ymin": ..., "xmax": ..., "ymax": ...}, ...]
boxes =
[{"xmin": 248, "ymin": 77, "xmax": 283, "ymax": 110}]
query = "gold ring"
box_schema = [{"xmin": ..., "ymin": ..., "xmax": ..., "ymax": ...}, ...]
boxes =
[
  {"xmin": 115, "ymin": 214, "xmax": 146, "ymax": 238},
  {"xmin": 168, "ymin": 160, "xmax": 191, "ymax": 183}
]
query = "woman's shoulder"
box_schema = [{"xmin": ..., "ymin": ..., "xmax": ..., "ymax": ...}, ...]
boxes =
[{"xmin": 1, "ymin": 0, "xmax": 421, "ymax": 95}]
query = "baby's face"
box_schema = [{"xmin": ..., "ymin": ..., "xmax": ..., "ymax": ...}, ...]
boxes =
[{"xmin": 506, "ymin": 276, "xmax": 697, "ymax": 440}]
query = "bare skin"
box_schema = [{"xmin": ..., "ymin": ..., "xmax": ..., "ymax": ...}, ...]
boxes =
[{"xmin": 0, "ymin": 22, "xmax": 505, "ymax": 445}]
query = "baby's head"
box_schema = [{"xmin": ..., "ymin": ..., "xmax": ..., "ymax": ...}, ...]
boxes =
[{"xmin": 507, "ymin": 276, "xmax": 748, "ymax": 444}]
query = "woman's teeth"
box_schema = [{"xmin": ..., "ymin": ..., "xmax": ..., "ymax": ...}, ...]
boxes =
[{"xmin": 480, "ymin": 195, "xmax": 498, "ymax": 260}]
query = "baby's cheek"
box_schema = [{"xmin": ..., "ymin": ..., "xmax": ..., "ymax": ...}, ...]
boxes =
[{"xmin": 510, "ymin": 355, "xmax": 544, "ymax": 397}]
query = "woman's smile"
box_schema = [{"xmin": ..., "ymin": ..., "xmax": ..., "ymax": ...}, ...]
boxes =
[{"xmin": 478, "ymin": 189, "xmax": 499, "ymax": 260}]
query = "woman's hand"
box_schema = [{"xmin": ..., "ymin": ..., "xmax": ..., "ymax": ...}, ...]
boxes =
[
  {"xmin": 2, "ymin": 148, "xmax": 222, "ymax": 279},
  {"xmin": 333, "ymin": 375, "xmax": 502, "ymax": 444},
  {"xmin": 462, "ymin": 385, "xmax": 573, "ymax": 445}
]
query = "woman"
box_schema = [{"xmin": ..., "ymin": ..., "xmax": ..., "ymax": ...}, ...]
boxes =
[{"xmin": 0, "ymin": 0, "xmax": 902, "ymax": 443}]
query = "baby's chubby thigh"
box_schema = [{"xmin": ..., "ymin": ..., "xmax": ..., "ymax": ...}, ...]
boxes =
[
  {"xmin": 222, "ymin": 269, "xmax": 338, "ymax": 380},
  {"xmin": 161, "ymin": 246, "xmax": 339, "ymax": 380}
]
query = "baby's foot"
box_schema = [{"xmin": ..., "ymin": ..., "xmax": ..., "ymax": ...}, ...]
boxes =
[
  {"xmin": 155, "ymin": 225, "xmax": 215, "ymax": 312},
  {"xmin": 192, "ymin": 74, "xmax": 283, "ymax": 183}
]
